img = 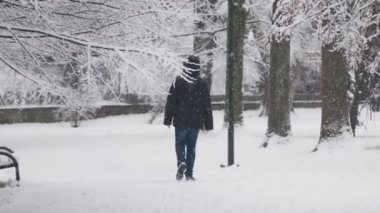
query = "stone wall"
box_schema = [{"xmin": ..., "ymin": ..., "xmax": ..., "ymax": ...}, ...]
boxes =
[
  {"xmin": 0, "ymin": 105, "xmax": 153, "ymax": 124},
  {"xmin": 0, "ymin": 100, "xmax": 321, "ymax": 124}
]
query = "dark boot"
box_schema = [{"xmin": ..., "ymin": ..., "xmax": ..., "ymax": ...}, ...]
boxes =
[
  {"xmin": 185, "ymin": 175, "xmax": 196, "ymax": 181},
  {"xmin": 176, "ymin": 162, "xmax": 187, "ymax": 180}
]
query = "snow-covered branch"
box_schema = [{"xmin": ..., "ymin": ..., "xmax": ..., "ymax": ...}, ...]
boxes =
[{"xmin": 0, "ymin": 0, "xmax": 196, "ymax": 111}]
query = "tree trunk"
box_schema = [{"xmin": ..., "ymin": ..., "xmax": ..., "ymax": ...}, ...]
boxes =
[
  {"xmin": 265, "ymin": 0, "xmax": 291, "ymax": 141},
  {"xmin": 349, "ymin": 63, "xmax": 364, "ymax": 137},
  {"xmin": 223, "ymin": 0, "xmax": 246, "ymax": 125},
  {"xmin": 319, "ymin": 42, "xmax": 351, "ymax": 141},
  {"xmin": 290, "ymin": 59, "xmax": 301, "ymax": 112},
  {"xmin": 259, "ymin": 72, "xmax": 269, "ymax": 117},
  {"xmin": 266, "ymin": 37, "xmax": 291, "ymax": 138}
]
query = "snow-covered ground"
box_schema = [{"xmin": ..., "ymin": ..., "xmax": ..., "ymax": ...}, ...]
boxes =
[{"xmin": 0, "ymin": 109, "xmax": 380, "ymax": 213}]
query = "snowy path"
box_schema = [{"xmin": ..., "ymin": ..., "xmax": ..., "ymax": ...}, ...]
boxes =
[{"xmin": 1, "ymin": 109, "xmax": 380, "ymax": 213}]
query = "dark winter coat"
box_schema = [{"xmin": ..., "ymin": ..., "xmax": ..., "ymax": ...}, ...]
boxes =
[{"xmin": 164, "ymin": 76, "xmax": 213, "ymax": 130}]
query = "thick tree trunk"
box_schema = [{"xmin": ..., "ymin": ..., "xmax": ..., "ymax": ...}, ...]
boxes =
[
  {"xmin": 319, "ymin": 43, "xmax": 351, "ymax": 142},
  {"xmin": 266, "ymin": 37, "xmax": 291, "ymax": 138},
  {"xmin": 264, "ymin": 0, "xmax": 291, "ymax": 141},
  {"xmin": 223, "ymin": 0, "xmax": 246, "ymax": 125}
]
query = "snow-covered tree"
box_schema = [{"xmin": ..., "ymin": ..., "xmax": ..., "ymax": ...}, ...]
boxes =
[
  {"xmin": 0, "ymin": 0, "xmax": 196, "ymax": 125},
  {"xmin": 262, "ymin": 0, "xmax": 311, "ymax": 145},
  {"xmin": 350, "ymin": 2, "xmax": 380, "ymax": 136},
  {"xmin": 310, "ymin": 0, "xmax": 380, "ymax": 146},
  {"xmin": 265, "ymin": 0, "xmax": 292, "ymax": 142}
]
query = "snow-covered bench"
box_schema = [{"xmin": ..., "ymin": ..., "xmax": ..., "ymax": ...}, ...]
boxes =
[{"xmin": 0, "ymin": 147, "xmax": 20, "ymax": 181}]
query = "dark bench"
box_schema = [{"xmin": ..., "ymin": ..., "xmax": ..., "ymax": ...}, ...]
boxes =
[{"xmin": 0, "ymin": 147, "xmax": 20, "ymax": 181}]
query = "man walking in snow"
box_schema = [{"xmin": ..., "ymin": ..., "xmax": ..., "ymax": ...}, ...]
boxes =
[{"xmin": 164, "ymin": 55, "xmax": 213, "ymax": 181}]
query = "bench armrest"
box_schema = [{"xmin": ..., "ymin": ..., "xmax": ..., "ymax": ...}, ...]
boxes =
[
  {"xmin": 0, "ymin": 151, "xmax": 20, "ymax": 181},
  {"xmin": 0, "ymin": 147, "xmax": 14, "ymax": 154}
]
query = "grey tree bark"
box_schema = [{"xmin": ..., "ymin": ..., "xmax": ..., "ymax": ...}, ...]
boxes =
[
  {"xmin": 319, "ymin": 42, "xmax": 350, "ymax": 142},
  {"xmin": 264, "ymin": 0, "xmax": 291, "ymax": 144},
  {"xmin": 266, "ymin": 37, "xmax": 291, "ymax": 138}
]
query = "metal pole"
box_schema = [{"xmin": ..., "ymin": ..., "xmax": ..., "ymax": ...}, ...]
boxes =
[{"xmin": 227, "ymin": 0, "xmax": 235, "ymax": 166}]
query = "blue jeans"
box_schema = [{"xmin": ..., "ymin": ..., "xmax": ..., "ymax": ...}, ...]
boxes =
[{"xmin": 175, "ymin": 128, "xmax": 199, "ymax": 177}]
